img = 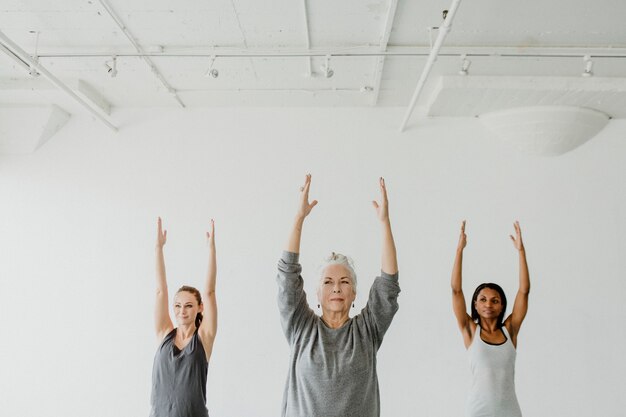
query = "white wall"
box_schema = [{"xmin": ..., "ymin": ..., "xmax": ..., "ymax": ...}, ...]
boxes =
[{"xmin": 0, "ymin": 108, "xmax": 624, "ymax": 417}]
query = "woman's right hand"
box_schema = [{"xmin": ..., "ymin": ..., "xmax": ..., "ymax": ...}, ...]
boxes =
[
  {"xmin": 296, "ymin": 174, "xmax": 318, "ymax": 220},
  {"xmin": 156, "ymin": 217, "xmax": 167, "ymax": 249},
  {"xmin": 457, "ymin": 220, "xmax": 467, "ymax": 252}
]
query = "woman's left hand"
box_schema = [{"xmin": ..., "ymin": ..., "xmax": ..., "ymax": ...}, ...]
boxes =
[
  {"xmin": 372, "ymin": 177, "xmax": 389, "ymax": 222},
  {"xmin": 510, "ymin": 221, "xmax": 525, "ymax": 251},
  {"xmin": 206, "ymin": 219, "xmax": 215, "ymax": 247}
]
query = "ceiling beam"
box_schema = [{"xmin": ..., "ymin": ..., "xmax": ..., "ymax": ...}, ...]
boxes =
[
  {"xmin": 370, "ymin": 0, "xmax": 400, "ymax": 106},
  {"xmin": 98, "ymin": 0, "xmax": 186, "ymax": 108}
]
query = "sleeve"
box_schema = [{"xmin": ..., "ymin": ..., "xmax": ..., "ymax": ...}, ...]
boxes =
[
  {"xmin": 277, "ymin": 251, "xmax": 316, "ymax": 344},
  {"xmin": 362, "ymin": 271, "xmax": 400, "ymax": 349}
]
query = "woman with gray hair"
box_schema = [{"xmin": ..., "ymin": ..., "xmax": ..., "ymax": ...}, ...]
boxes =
[{"xmin": 277, "ymin": 174, "xmax": 400, "ymax": 417}]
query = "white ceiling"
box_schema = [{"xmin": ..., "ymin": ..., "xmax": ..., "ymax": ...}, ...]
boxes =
[{"xmin": 1, "ymin": 0, "xmax": 625, "ymax": 116}]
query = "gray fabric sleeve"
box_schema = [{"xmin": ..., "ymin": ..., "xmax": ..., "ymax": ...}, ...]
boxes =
[
  {"xmin": 277, "ymin": 251, "xmax": 315, "ymax": 344},
  {"xmin": 362, "ymin": 271, "xmax": 400, "ymax": 348}
]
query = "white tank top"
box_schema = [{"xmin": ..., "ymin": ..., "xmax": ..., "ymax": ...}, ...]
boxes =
[{"xmin": 466, "ymin": 325, "xmax": 522, "ymax": 417}]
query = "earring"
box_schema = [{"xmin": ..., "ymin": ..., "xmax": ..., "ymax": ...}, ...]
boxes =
[
  {"xmin": 352, "ymin": 303, "xmax": 355, "ymax": 308},
  {"xmin": 317, "ymin": 304, "xmax": 320, "ymax": 308}
]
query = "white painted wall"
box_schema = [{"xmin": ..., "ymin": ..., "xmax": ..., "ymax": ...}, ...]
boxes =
[{"xmin": 0, "ymin": 108, "xmax": 624, "ymax": 417}]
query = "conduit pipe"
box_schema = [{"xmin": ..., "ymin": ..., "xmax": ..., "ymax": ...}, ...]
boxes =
[
  {"xmin": 302, "ymin": 0, "xmax": 313, "ymax": 77},
  {"xmin": 399, "ymin": 0, "xmax": 463, "ymax": 132},
  {"xmin": 0, "ymin": 29, "xmax": 118, "ymax": 132},
  {"xmin": 98, "ymin": 0, "xmax": 185, "ymax": 108}
]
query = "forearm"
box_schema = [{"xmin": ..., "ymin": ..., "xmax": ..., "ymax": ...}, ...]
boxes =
[
  {"xmin": 286, "ymin": 216, "xmax": 305, "ymax": 254},
  {"xmin": 205, "ymin": 243, "xmax": 217, "ymax": 296},
  {"xmin": 381, "ymin": 219, "xmax": 398, "ymax": 275},
  {"xmin": 155, "ymin": 247, "xmax": 168, "ymax": 297},
  {"xmin": 451, "ymin": 249, "xmax": 463, "ymax": 293},
  {"xmin": 518, "ymin": 248, "xmax": 530, "ymax": 294}
]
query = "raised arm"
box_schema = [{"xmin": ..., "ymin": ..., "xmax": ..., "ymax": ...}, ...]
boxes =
[
  {"xmin": 451, "ymin": 221, "xmax": 474, "ymax": 348},
  {"xmin": 198, "ymin": 219, "xmax": 217, "ymax": 360},
  {"xmin": 155, "ymin": 217, "xmax": 174, "ymax": 341},
  {"xmin": 504, "ymin": 221, "xmax": 530, "ymax": 346},
  {"xmin": 286, "ymin": 174, "xmax": 318, "ymax": 254},
  {"xmin": 372, "ymin": 177, "xmax": 398, "ymax": 275}
]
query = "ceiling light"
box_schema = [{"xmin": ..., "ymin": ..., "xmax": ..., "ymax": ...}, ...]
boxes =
[
  {"xmin": 479, "ymin": 105, "xmax": 609, "ymax": 156},
  {"xmin": 320, "ymin": 55, "xmax": 333, "ymax": 78},
  {"xmin": 582, "ymin": 55, "xmax": 593, "ymax": 77},
  {"xmin": 204, "ymin": 55, "xmax": 219, "ymax": 78},
  {"xmin": 104, "ymin": 56, "xmax": 117, "ymax": 78}
]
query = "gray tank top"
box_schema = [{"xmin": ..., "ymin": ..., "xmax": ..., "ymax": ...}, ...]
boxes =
[{"xmin": 150, "ymin": 328, "xmax": 209, "ymax": 417}]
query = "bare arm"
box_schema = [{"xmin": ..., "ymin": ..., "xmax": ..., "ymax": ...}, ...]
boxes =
[
  {"xmin": 451, "ymin": 221, "xmax": 474, "ymax": 348},
  {"xmin": 372, "ymin": 177, "xmax": 398, "ymax": 275},
  {"xmin": 286, "ymin": 174, "xmax": 318, "ymax": 254},
  {"xmin": 155, "ymin": 217, "xmax": 174, "ymax": 341},
  {"xmin": 199, "ymin": 219, "xmax": 217, "ymax": 360},
  {"xmin": 505, "ymin": 221, "xmax": 530, "ymax": 345}
]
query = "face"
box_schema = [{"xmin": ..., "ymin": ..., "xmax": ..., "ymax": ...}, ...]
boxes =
[
  {"xmin": 173, "ymin": 291, "xmax": 203, "ymax": 327},
  {"xmin": 317, "ymin": 264, "xmax": 356, "ymax": 314},
  {"xmin": 474, "ymin": 288, "xmax": 503, "ymax": 320}
]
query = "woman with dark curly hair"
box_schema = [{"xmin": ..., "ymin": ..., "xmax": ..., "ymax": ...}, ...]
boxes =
[{"xmin": 451, "ymin": 220, "xmax": 530, "ymax": 417}]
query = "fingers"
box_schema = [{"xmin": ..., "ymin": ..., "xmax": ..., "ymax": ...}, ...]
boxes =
[
  {"xmin": 208, "ymin": 219, "xmax": 215, "ymax": 238},
  {"xmin": 372, "ymin": 201, "xmax": 379, "ymax": 210},
  {"xmin": 310, "ymin": 200, "xmax": 318, "ymax": 209},
  {"xmin": 301, "ymin": 174, "xmax": 312, "ymax": 195},
  {"xmin": 461, "ymin": 220, "xmax": 466, "ymax": 233},
  {"xmin": 379, "ymin": 177, "xmax": 388, "ymax": 201}
]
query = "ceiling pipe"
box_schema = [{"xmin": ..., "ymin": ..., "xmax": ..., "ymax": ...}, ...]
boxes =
[
  {"xmin": 35, "ymin": 46, "xmax": 626, "ymax": 59},
  {"xmin": 0, "ymin": 29, "xmax": 118, "ymax": 132},
  {"xmin": 302, "ymin": 0, "xmax": 313, "ymax": 77},
  {"xmin": 399, "ymin": 0, "xmax": 463, "ymax": 132},
  {"xmin": 98, "ymin": 0, "xmax": 185, "ymax": 108},
  {"xmin": 0, "ymin": 42, "xmax": 31, "ymax": 72}
]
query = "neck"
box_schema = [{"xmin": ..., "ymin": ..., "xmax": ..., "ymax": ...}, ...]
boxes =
[
  {"xmin": 321, "ymin": 310, "xmax": 350, "ymax": 329},
  {"xmin": 177, "ymin": 323, "xmax": 196, "ymax": 339},
  {"xmin": 479, "ymin": 318, "xmax": 499, "ymax": 332}
]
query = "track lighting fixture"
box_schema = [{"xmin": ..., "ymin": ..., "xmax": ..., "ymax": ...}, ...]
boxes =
[
  {"xmin": 458, "ymin": 54, "xmax": 471, "ymax": 75},
  {"xmin": 320, "ymin": 55, "xmax": 334, "ymax": 78},
  {"xmin": 204, "ymin": 55, "xmax": 219, "ymax": 78},
  {"xmin": 104, "ymin": 56, "xmax": 117, "ymax": 78},
  {"xmin": 582, "ymin": 55, "xmax": 593, "ymax": 77}
]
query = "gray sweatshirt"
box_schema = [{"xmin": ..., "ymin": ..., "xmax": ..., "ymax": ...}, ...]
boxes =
[{"xmin": 277, "ymin": 251, "xmax": 400, "ymax": 417}]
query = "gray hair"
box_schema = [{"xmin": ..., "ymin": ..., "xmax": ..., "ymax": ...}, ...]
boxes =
[{"xmin": 318, "ymin": 252, "xmax": 357, "ymax": 293}]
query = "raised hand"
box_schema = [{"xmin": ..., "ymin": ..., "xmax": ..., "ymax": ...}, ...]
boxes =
[
  {"xmin": 457, "ymin": 220, "xmax": 467, "ymax": 251},
  {"xmin": 206, "ymin": 219, "xmax": 215, "ymax": 247},
  {"xmin": 509, "ymin": 221, "xmax": 524, "ymax": 251},
  {"xmin": 372, "ymin": 177, "xmax": 389, "ymax": 223},
  {"xmin": 296, "ymin": 174, "xmax": 318, "ymax": 220},
  {"xmin": 156, "ymin": 217, "xmax": 167, "ymax": 249}
]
